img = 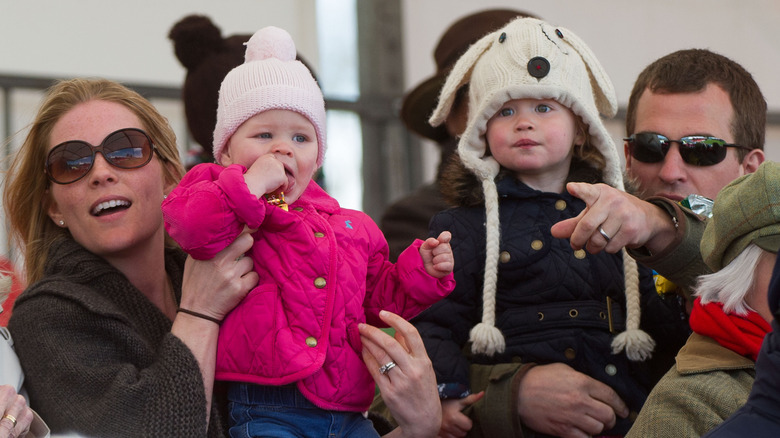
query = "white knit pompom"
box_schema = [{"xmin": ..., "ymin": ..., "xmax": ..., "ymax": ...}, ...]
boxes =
[
  {"xmin": 244, "ymin": 26, "xmax": 296, "ymax": 63},
  {"xmin": 612, "ymin": 328, "xmax": 655, "ymax": 361},
  {"xmin": 469, "ymin": 322, "xmax": 505, "ymax": 356}
]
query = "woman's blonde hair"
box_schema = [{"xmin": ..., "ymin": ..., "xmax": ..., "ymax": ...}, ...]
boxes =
[{"xmin": 4, "ymin": 78, "xmax": 185, "ymax": 284}]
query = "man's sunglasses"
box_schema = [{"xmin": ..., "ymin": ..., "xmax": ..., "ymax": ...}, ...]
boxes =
[
  {"xmin": 624, "ymin": 132, "xmax": 750, "ymax": 167},
  {"xmin": 45, "ymin": 128, "xmax": 160, "ymax": 184}
]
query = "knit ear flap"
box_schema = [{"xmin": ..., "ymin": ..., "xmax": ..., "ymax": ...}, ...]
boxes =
[
  {"xmin": 429, "ymin": 31, "xmax": 496, "ymax": 128},
  {"xmin": 554, "ymin": 26, "xmax": 617, "ymax": 118}
]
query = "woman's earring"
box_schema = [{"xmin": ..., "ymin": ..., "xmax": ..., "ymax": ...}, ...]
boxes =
[{"xmin": 58, "ymin": 220, "xmax": 65, "ymax": 227}]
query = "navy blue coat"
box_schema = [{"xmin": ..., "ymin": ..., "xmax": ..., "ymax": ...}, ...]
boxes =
[{"xmin": 413, "ymin": 175, "xmax": 689, "ymax": 436}]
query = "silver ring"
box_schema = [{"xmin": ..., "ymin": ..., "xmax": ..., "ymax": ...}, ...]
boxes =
[
  {"xmin": 598, "ymin": 226, "xmax": 612, "ymax": 242},
  {"xmin": 379, "ymin": 361, "xmax": 397, "ymax": 375}
]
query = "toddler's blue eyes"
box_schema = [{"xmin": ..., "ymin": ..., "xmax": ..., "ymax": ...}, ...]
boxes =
[
  {"xmin": 293, "ymin": 135, "xmax": 307, "ymax": 143},
  {"xmin": 259, "ymin": 133, "xmax": 272, "ymax": 139},
  {"xmin": 536, "ymin": 104, "xmax": 551, "ymax": 113},
  {"xmin": 499, "ymin": 108, "xmax": 515, "ymax": 117}
]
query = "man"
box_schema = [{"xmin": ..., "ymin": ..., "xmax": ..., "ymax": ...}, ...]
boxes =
[
  {"xmin": 532, "ymin": 49, "xmax": 768, "ymax": 438},
  {"xmin": 555, "ymin": 48, "xmax": 765, "ymax": 287},
  {"xmin": 625, "ymin": 48, "xmax": 765, "ymax": 202}
]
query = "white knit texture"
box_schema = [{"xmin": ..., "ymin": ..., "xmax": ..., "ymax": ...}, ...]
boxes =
[
  {"xmin": 430, "ymin": 17, "xmax": 650, "ymax": 359},
  {"xmin": 212, "ymin": 26, "xmax": 326, "ymax": 166},
  {"xmin": 469, "ymin": 177, "xmax": 505, "ymax": 355}
]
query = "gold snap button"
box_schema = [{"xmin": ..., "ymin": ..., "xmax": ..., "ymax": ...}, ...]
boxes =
[
  {"xmin": 537, "ymin": 312, "xmax": 544, "ymax": 321},
  {"xmin": 555, "ymin": 200, "xmax": 566, "ymax": 210},
  {"xmin": 531, "ymin": 240, "xmax": 543, "ymax": 250},
  {"xmin": 499, "ymin": 251, "xmax": 511, "ymax": 263},
  {"xmin": 314, "ymin": 277, "xmax": 326, "ymax": 288},
  {"xmin": 564, "ymin": 348, "xmax": 576, "ymax": 360},
  {"xmin": 569, "ymin": 309, "xmax": 578, "ymax": 318},
  {"xmin": 574, "ymin": 249, "xmax": 586, "ymax": 259},
  {"xmin": 605, "ymin": 364, "xmax": 617, "ymax": 376},
  {"xmin": 305, "ymin": 337, "xmax": 317, "ymax": 347},
  {"xmin": 314, "ymin": 232, "xmax": 324, "ymax": 238}
]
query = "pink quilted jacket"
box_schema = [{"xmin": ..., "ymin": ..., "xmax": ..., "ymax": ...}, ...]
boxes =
[{"xmin": 163, "ymin": 164, "xmax": 454, "ymax": 411}]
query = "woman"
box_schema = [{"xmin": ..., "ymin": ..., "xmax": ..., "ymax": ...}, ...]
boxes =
[{"xmin": 5, "ymin": 78, "xmax": 441, "ymax": 438}]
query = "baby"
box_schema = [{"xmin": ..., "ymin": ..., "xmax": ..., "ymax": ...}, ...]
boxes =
[{"xmin": 162, "ymin": 26, "xmax": 454, "ymax": 437}]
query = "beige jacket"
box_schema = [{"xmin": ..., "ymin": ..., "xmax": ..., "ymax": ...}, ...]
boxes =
[{"xmin": 627, "ymin": 332, "xmax": 755, "ymax": 438}]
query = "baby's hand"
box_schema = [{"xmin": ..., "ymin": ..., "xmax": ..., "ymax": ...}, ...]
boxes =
[
  {"xmin": 244, "ymin": 155, "xmax": 287, "ymax": 198},
  {"xmin": 420, "ymin": 231, "xmax": 453, "ymax": 278},
  {"xmin": 440, "ymin": 392, "xmax": 484, "ymax": 438}
]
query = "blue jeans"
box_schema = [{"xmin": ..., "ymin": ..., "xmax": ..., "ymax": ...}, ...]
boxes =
[{"xmin": 228, "ymin": 383, "xmax": 381, "ymax": 438}]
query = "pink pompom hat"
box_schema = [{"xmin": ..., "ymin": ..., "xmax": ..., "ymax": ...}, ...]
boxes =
[{"xmin": 212, "ymin": 26, "xmax": 326, "ymax": 166}]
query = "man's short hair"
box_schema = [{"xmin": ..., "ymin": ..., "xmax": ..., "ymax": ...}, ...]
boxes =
[{"xmin": 626, "ymin": 49, "xmax": 766, "ymax": 158}]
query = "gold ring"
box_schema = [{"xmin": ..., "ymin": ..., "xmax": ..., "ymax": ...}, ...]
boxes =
[{"xmin": 2, "ymin": 414, "xmax": 16, "ymax": 428}]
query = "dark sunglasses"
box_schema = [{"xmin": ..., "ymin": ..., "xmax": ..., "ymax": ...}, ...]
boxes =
[
  {"xmin": 45, "ymin": 128, "xmax": 160, "ymax": 184},
  {"xmin": 624, "ymin": 132, "xmax": 750, "ymax": 167}
]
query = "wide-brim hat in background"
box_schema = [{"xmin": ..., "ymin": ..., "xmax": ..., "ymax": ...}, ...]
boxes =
[{"xmin": 400, "ymin": 9, "xmax": 537, "ymax": 142}]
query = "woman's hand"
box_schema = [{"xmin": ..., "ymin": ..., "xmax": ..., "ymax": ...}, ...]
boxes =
[
  {"xmin": 360, "ymin": 311, "xmax": 441, "ymax": 438},
  {"xmin": 173, "ymin": 231, "xmax": 259, "ymax": 419},
  {"xmin": 179, "ymin": 231, "xmax": 258, "ymax": 322},
  {"xmin": 0, "ymin": 385, "xmax": 33, "ymax": 438}
]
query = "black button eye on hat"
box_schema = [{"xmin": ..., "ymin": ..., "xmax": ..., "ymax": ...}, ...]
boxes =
[{"xmin": 527, "ymin": 57, "xmax": 550, "ymax": 79}]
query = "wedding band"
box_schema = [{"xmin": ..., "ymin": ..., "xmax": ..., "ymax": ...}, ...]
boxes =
[
  {"xmin": 2, "ymin": 414, "xmax": 16, "ymax": 428},
  {"xmin": 379, "ymin": 361, "xmax": 397, "ymax": 375},
  {"xmin": 598, "ymin": 226, "xmax": 612, "ymax": 242}
]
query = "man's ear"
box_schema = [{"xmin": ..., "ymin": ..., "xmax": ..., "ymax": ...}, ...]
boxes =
[
  {"xmin": 743, "ymin": 148, "xmax": 765, "ymax": 174},
  {"xmin": 624, "ymin": 141, "xmax": 633, "ymax": 171}
]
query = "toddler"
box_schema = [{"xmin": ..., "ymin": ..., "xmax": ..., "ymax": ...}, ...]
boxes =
[
  {"xmin": 162, "ymin": 26, "xmax": 455, "ymax": 437},
  {"xmin": 413, "ymin": 17, "xmax": 656, "ymax": 437}
]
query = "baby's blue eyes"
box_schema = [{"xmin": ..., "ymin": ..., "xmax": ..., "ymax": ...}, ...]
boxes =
[
  {"xmin": 256, "ymin": 133, "xmax": 309, "ymax": 142},
  {"xmin": 535, "ymin": 104, "xmax": 551, "ymax": 113},
  {"xmin": 499, "ymin": 108, "xmax": 515, "ymax": 117}
]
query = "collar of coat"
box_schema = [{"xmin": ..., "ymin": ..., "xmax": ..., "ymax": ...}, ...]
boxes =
[{"xmin": 676, "ymin": 332, "xmax": 755, "ymax": 374}]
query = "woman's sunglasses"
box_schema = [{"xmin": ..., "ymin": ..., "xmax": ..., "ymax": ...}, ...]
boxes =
[
  {"xmin": 624, "ymin": 132, "xmax": 750, "ymax": 167},
  {"xmin": 45, "ymin": 128, "xmax": 159, "ymax": 184}
]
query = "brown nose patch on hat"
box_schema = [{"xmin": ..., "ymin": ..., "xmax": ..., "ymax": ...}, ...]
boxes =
[{"xmin": 528, "ymin": 57, "xmax": 550, "ymax": 79}]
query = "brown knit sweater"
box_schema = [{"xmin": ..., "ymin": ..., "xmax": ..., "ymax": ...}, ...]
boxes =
[{"xmin": 9, "ymin": 237, "xmax": 226, "ymax": 437}]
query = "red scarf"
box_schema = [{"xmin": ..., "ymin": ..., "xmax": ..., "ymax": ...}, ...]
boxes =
[{"xmin": 689, "ymin": 297, "xmax": 772, "ymax": 361}]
